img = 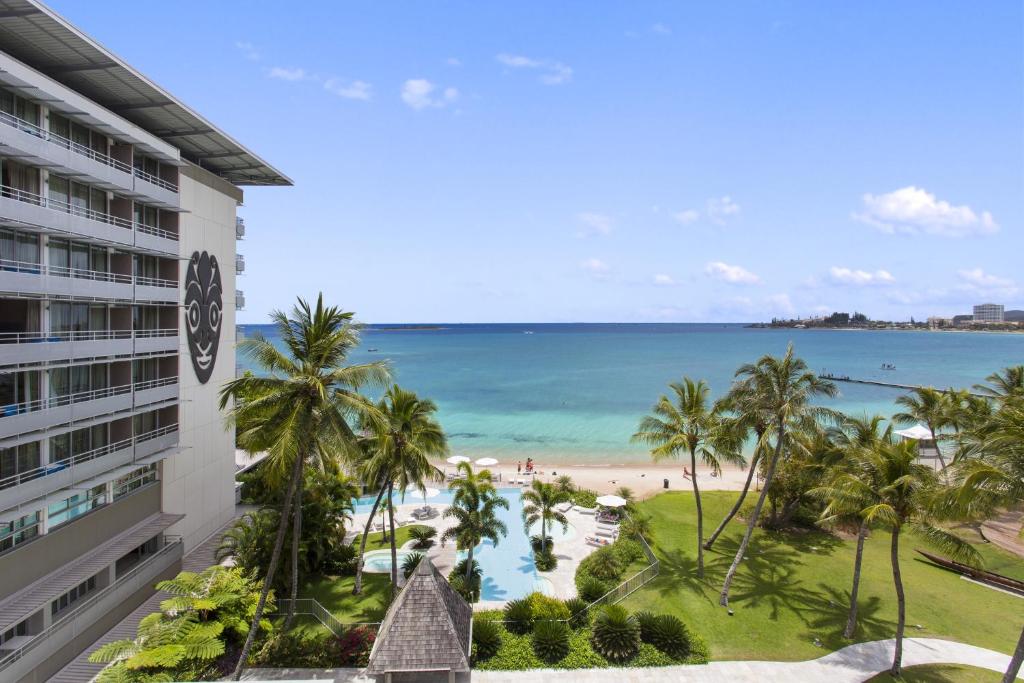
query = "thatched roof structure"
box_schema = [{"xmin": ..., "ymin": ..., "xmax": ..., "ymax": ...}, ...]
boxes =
[{"xmin": 365, "ymin": 558, "xmax": 472, "ymax": 676}]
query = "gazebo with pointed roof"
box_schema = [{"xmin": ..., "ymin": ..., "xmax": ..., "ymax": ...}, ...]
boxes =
[{"xmin": 365, "ymin": 558, "xmax": 473, "ymax": 682}]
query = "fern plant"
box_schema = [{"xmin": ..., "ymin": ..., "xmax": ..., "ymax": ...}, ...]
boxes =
[
  {"xmin": 648, "ymin": 614, "xmax": 691, "ymax": 658},
  {"xmin": 532, "ymin": 620, "xmax": 570, "ymax": 663},
  {"xmin": 90, "ymin": 612, "xmax": 224, "ymax": 682},
  {"xmin": 408, "ymin": 525, "xmax": 438, "ymax": 549},
  {"xmin": 503, "ymin": 598, "xmax": 534, "ymax": 635},
  {"xmin": 564, "ymin": 597, "xmax": 589, "ymax": 629},
  {"xmin": 590, "ymin": 604, "xmax": 640, "ymax": 663},
  {"xmin": 471, "ymin": 618, "xmax": 502, "ymax": 661}
]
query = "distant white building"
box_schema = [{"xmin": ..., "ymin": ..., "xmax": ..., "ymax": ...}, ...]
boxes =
[{"xmin": 973, "ymin": 303, "xmax": 1004, "ymax": 323}]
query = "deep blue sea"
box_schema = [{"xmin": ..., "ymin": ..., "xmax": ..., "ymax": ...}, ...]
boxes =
[{"xmin": 236, "ymin": 323, "xmax": 1023, "ymax": 464}]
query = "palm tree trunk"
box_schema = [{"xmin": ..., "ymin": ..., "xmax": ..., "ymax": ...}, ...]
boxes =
[
  {"xmin": 890, "ymin": 526, "xmax": 906, "ymax": 677},
  {"xmin": 691, "ymin": 449, "xmax": 704, "ymax": 578},
  {"xmin": 720, "ymin": 424, "xmax": 784, "ymax": 607},
  {"xmin": 232, "ymin": 451, "xmax": 303, "ymax": 680},
  {"xmin": 541, "ymin": 516, "xmax": 547, "ymax": 553},
  {"xmin": 928, "ymin": 425, "xmax": 948, "ymax": 470},
  {"xmin": 844, "ymin": 519, "xmax": 868, "ymax": 639},
  {"xmin": 353, "ymin": 483, "xmax": 387, "ymax": 595},
  {"xmin": 387, "ymin": 482, "xmax": 398, "ymax": 595},
  {"xmin": 705, "ymin": 452, "xmax": 759, "ymax": 550},
  {"xmin": 1003, "ymin": 623, "xmax": 1024, "ymax": 683},
  {"xmin": 465, "ymin": 544, "xmax": 475, "ymax": 593},
  {"xmin": 283, "ymin": 464, "xmax": 304, "ymax": 630}
]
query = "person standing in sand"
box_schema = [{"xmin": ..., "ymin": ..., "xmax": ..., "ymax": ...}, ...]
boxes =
[{"xmin": 517, "ymin": 461, "xmax": 522, "ymax": 475}]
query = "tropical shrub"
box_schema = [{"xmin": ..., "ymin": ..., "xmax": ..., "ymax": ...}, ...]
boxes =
[
  {"xmin": 579, "ymin": 546, "xmax": 622, "ymax": 581},
  {"xmin": 402, "ymin": 551, "xmax": 424, "ymax": 579},
  {"xmin": 534, "ymin": 549, "xmax": 557, "ymax": 571},
  {"xmin": 647, "ymin": 615, "xmax": 691, "ymax": 659},
  {"xmin": 323, "ymin": 542, "xmax": 358, "ymax": 576},
  {"xmin": 408, "ymin": 525, "xmax": 438, "ymax": 549},
  {"xmin": 576, "ymin": 575, "xmax": 608, "ymax": 603},
  {"xmin": 503, "ymin": 598, "xmax": 534, "ymax": 635},
  {"xmin": 634, "ymin": 610, "xmax": 657, "ymax": 642},
  {"xmin": 590, "ymin": 605, "xmax": 641, "ymax": 663},
  {"xmin": 564, "ymin": 597, "xmax": 589, "ymax": 629},
  {"xmin": 532, "ymin": 620, "xmax": 571, "ymax": 663},
  {"xmin": 612, "ymin": 538, "xmax": 644, "ymax": 566},
  {"xmin": 335, "ymin": 626, "xmax": 376, "ymax": 667},
  {"xmin": 573, "ymin": 489, "xmax": 598, "ymax": 509},
  {"xmin": 530, "ymin": 534, "xmax": 554, "ymax": 552},
  {"xmin": 554, "ymin": 474, "xmax": 575, "ymax": 495},
  {"xmin": 529, "ymin": 592, "xmax": 570, "ymax": 622},
  {"xmin": 449, "ymin": 559, "xmax": 482, "ymax": 602},
  {"xmin": 472, "ymin": 618, "xmax": 503, "ymax": 661}
]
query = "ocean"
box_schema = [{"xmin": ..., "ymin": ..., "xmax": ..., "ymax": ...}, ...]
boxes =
[{"xmin": 235, "ymin": 323, "xmax": 1023, "ymax": 464}]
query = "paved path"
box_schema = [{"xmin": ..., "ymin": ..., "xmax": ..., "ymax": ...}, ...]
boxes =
[{"xmin": 471, "ymin": 638, "xmax": 1020, "ymax": 682}]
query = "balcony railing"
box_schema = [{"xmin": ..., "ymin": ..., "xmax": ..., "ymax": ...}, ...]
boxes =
[
  {"xmin": 132, "ymin": 166, "xmax": 178, "ymax": 194},
  {"xmin": 132, "ymin": 328, "xmax": 177, "ymax": 339},
  {"xmin": 0, "ymin": 383, "xmax": 132, "ymax": 421},
  {"xmin": 0, "ymin": 329, "xmax": 132, "ymax": 345},
  {"xmin": 0, "ymin": 110, "xmax": 133, "ymax": 175},
  {"xmin": 0, "ymin": 436, "xmax": 133, "ymax": 491},
  {"xmin": 133, "ymin": 222, "xmax": 179, "ymax": 242},
  {"xmin": 0, "ymin": 536, "xmax": 182, "ymax": 674},
  {"xmin": 134, "ymin": 274, "xmax": 176, "ymax": 288},
  {"xmin": 133, "ymin": 422, "xmax": 179, "ymax": 445},
  {"xmin": 0, "ymin": 257, "xmax": 133, "ymax": 285},
  {"xmin": 133, "ymin": 376, "xmax": 177, "ymax": 393},
  {"xmin": 0, "ymin": 184, "xmax": 133, "ymax": 230}
]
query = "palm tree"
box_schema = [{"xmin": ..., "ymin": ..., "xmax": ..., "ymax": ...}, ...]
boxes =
[
  {"xmin": 893, "ymin": 386, "xmax": 952, "ymax": 469},
  {"xmin": 632, "ymin": 377, "xmax": 742, "ymax": 579},
  {"xmin": 973, "ymin": 365, "xmax": 1024, "ymax": 402},
  {"xmin": 852, "ymin": 440, "xmax": 978, "ymax": 677},
  {"xmin": 359, "ymin": 385, "xmax": 446, "ymax": 594},
  {"xmin": 554, "ymin": 474, "xmax": 575, "ymax": 496},
  {"xmin": 947, "ymin": 396, "xmax": 1024, "ymax": 683},
  {"xmin": 219, "ymin": 295, "xmax": 388, "ymax": 678},
  {"xmin": 719, "ymin": 346, "xmax": 836, "ymax": 607},
  {"xmin": 441, "ymin": 462, "xmax": 509, "ymax": 587},
  {"xmin": 521, "ymin": 479, "xmax": 569, "ymax": 553},
  {"xmin": 813, "ymin": 414, "xmax": 891, "ymax": 639}
]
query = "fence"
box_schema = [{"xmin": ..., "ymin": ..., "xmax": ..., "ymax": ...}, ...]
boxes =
[
  {"xmin": 275, "ymin": 598, "xmax": 380, "ymax": 638},
  {"xmin": 582, "ymin": 522, "xmax": 660, "ymax": 612}
]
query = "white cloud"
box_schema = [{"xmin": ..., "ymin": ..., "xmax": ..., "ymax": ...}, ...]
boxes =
[
  {"xmin": 672, "ymin": 209, "xmax": 699, "ymax": 225},
  {"xmin": 705, "ymin": 261, "xmax": 761, "ymax": 285},
  {"xmin": 653, "ymin": 274, "xmax": 676, "ymax": 286},
  {"xmin": 496, "ymin": 53, "xmax": 573, "ymax": 85},
  {"xmin": 766, "ymin": 293, "xmax": 796, "ymax": 315},
  {"xmin": 706, "ymin": 196, "xmax": 741, "ymax": 225},
  {"xmin": 854, "ymin": 186, "xmax": 998, "ymax": 237},
  {"xmin": 446, "ymin": 57, "xmax": 462, "ymax": 67},
  {"xmin": 576, "ymin": 212, "xmax": 613, "ymax": 237},
  {"xmin": 324, "ymin": 78, "xmax": 372, "ymax": 101},
  {"xmin": 235, "ymin": 41, "xmax": 260, "ymax": 61},
  {"xmin": 580, "ymin": 258, "xmax": 610, "ymax": 279},
  {"xmin": 267, "ymin": 66, "xmax": 312, "ymax": 82},
  {"xmin": 828, "ymin": 266, "xmax": 896, "ymax": 286},
  {"xmin": 401, "ymin": 79, "xmax": 459, "ymax": 109},
  {"xmin": 651, "ymin": 23, "xmax": 672, "ymax": 35},
  {"xmin": 958, "ymin": 268, "xmax": 1014, "ymax": 289}
]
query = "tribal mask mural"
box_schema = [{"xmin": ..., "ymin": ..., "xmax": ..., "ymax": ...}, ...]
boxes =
[{"xmin": 184, "ymin": 251, "xmax": 223, "ymax": 384}]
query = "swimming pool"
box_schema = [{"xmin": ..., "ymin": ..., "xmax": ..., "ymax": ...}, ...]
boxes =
[{"xmin": 362, "ymin": 548, "xmax": 416, "ymax": 573}]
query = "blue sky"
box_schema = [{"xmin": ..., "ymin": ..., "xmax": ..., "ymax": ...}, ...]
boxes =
[{"xmin": 52, "ymin": 1, "xmax": 1023, "ymax": 323}]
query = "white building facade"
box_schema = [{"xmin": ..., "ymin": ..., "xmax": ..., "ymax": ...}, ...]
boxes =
[
  {"xmin": 0, "ymin": 2, "xmax": 289, "ymax": 681},
  {"xmin": 972, "ymin": 303, "xmax": 1004, "ymax": 323}
]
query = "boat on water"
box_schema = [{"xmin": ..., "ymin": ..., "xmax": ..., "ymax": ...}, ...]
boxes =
[{"xmin": 523, "ymin": 331, "xmax": 534, "ymax": 335}]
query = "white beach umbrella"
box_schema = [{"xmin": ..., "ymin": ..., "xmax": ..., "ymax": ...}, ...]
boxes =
[
  {"xmin": 447, "ymin": 455, "xmax": 471, "ymax": 465},
  {"xmin": 894, "ymin": 424, "xmax": 933, "ymax": 441},
  {"xmin": 595, "ymin": 494, "xmax": 628, "ymax": 508},
  {"xmin": 405, "ymin": 483, "xmax": 440, "ymax": 505},
  {"xmin": 475, "ymin": 457, "xmax": 499, "ymax": 467}
]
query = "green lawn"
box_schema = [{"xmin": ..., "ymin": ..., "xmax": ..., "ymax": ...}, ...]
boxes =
[
  {"xmin": 288, "ymin": 572, "xmax": 393, "ymax": 639},
  {"xmin": 865, "ymin": 663, "xmax": 1002, "ymax": 682},
  {"xmin": 351, "ymin": 523, "xmax": 431, "ymax": 552},
  {"xmin": 619, "ymin": 491, "xmax": 1024, "ymax": 662}
]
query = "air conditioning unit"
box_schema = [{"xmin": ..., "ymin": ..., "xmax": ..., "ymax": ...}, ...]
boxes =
[
  {"xmin": 235, "ymin": 216, "xmax": 245, "ymax": 239},
  {"xmin": 236, "ymin": 290, "xmax": 245, "ymax": 310},
  {"xmin": 235, "ymin": 254, "xmax": 245, "ymax": 274}
]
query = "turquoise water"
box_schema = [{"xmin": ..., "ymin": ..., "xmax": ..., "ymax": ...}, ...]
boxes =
[{"xmin": 237, "ymin": 323, "xmax": 1024, "ymax": 464}]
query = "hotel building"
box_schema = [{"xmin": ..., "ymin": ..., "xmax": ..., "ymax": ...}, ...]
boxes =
[
  {"xmin": 972, "ymin": 303, "xmax": 1004, "ymax": 323},
  {"xmin": 0, "ymin": 2, "xmax": 290, "ymax": 681}
]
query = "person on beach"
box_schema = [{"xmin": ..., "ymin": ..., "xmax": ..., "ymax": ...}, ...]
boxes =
[
  {"xmin": 683, "ymin": 466, "xmax": 691, "ymax": 479},
  {"xmin": 517, "ymin": 461, "xmax": 522, "ymax": 474}
]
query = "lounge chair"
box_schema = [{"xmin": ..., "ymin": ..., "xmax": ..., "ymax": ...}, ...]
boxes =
[
  {"xmin": 595, "ymin": 527, "xmax": 618, "ymax": 539},
  {"xmin": 586, "ymin": 535, "xmax": 612, "ymax": 547},
  {"xmin": 575, "ymin": 506, "xmax": 597, "ymax": 515},
  {"xmin": 555, "ymin": 501, "xmax": 573, "ymax": 513}
]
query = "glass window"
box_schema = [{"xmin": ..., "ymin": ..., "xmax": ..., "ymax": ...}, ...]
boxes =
[
  {"xmin": 70, "ymin": 182, "xmax": 90, "ymax": 215},
  {"xmin": 133, "ymin": 306, "xmax": 159, "ymax": 331},
  {"xmin": 2, "ymin": 160, "xmax": 40, "ymax": 199},
  {"xmin": 48, "ymin": 174, "xmax": 69, "ymax": 207},
  {"xmin": 17, "ymin": 233, "xmax": 38, "ymax": 266},
  {"xmin": 89, "ymin": 305, "xmax": 107, "ymax": 331},
  {"xmin": 90, "ymin": 188, "xmax": 108, "ymax": 216},
  {"xmin": 47, "ymin": 483, "xmax": 106, "ymax": 529},
  {"xmin": 0, "ymin": 371, "xmax": 40, "ymax": 414},
  {"xmin": 133, "ymin": 359, "xmax": 158, "ymax": 384},
  {"xmin": 134, "ymin": 410, "xmax": 157, "ymax": 436},
  {"xmin": 0, "ymin": 89, "xmax": 13, "ymax": 117},
  {"xmin": 70, "ymin": 121, "xmax": 90, "ymax": 149},
  {"xmin": 49, "ymin": 112, "xmax": 70, "ymax": 140},
  {"xmin": 0, "ymin": 442, "xmax": 40, "ymax": 486},
  {"xmin": 15, "ymin": 98, "xmax": 39, "ymax": 127},
  {"xmin": 90, "ymin": 246, "xmax": 108, "ymax": 273},
  {"xmin": 113, "ymin": 464, "xmax": 157, "ymax": 499},
  {"xmin": 71, "ymin": 243, "xmax": 89, "ymax": 274},
  {"xmin": 0, "ymin": 511, "xmax": 40, "ymax": 553}
]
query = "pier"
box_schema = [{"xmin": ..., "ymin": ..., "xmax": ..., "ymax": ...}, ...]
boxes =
[{"xmin": 820, "ymin": 374, "xmax": 986, "ymax": 398}]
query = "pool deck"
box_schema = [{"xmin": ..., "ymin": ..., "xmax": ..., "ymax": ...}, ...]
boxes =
[{"xmin": 348, "ymin": 499, "xmax": 605, "ymax": 609}]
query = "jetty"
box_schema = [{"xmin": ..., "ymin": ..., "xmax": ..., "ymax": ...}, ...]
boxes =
[{"xmin": 820, "ymin": 374, "xmax": 986, "ymax": 398}]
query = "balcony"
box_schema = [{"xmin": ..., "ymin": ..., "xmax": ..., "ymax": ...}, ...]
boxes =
[
  {"xmin": 235, "ymin": 216, "xmax": 245, "ymax": 239},
  {"xmin": 133, "ymin": 423, "xmax": 178, "ymax": 460},
  {"xmin": 0, "ymin": 536, "xmax": 183, "ymax": 683},
  {"xmin": 133, "ymin": 376, "xmax": 178, "ymax": 408},
  {"xmin": 0, "ymin": 258, "xmax": 133, "ymax": 301},
  {"xmin": 235, "ymin": 254, "xmax": 245, "ymax": 274},
  {"xmin": 0, "ymin": 437, "xmax": 134, "ymax": 512},
  {"xmin": 133, "ymin": 222, "xmax": 178, "ymax": 256},
  {"xmin": 0, "ymin": 110, "xmax": 134, "ymax": 194},
  {"xmin": 132, "ymin": 328, "xmax": 177, "ymax": 355},
  {"xmin": 0, "ymin": 186, "xmax": 135, "ymax": 249},
  {"xmin": 236, "ymin": 289, "xmax": 245, "ymax": 310},
  {"xmin": 132, "ymin": 167, "xmax": 178, "ymax": 209},
  {"xmin": 0, "ymin": 383, "xmax": 133, "ymax": 440},
  {"xmin": 0, "ymin": 330, "xmax": 133, "ymax": 367},
  {"xmin": 133, "ymin": 274, "xmax": 178, "ymax": 304}
]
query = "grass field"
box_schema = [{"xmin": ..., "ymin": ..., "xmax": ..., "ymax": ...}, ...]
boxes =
[
  {"xmin": 865, "ymin": 663, "xmax": 1002, "ymax": 682},
  {"xmin": 619, "ymin": 491, "xmax": 1024, "ymax": 662},
  {"xmin": 351, "ymin": 523, "xmax": 431, "ymax": 552}
]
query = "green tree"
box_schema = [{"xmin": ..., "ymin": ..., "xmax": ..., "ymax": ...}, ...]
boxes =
[
  {"xmin": 219, "ymin": 295, "xmax": 388, "ymax": 678},
  {"xmin": 893, "ymin": 386, "xmax": 952, "ymax": 469},
  {"xmin": 357, "ymin": 385, "xmax": 446, "ymax": 595},
  {"xmin": 813, "ymin": 414, "xmax": 891, "ymax": 638},
  {"xmin": 719, "ymin": 346, "xmax": 836, "ymax": 607},
  {"xmin": 852, "ymin": 440, "xmax": 978, "ymax": 677},
  {"xmin": 554, "ymin": 474, "xmax": 576, "ymax": 496},
  {"xmin": 632, "ymin": 377, "xmax": 742, "ymax": 578},
  {"xmin": 972, "ymin": 365, "xmax": 1024, "ymax": 402},
  {"xmin": 521, "ymin": 479, "xmax": 569, "ymax": 553},
  {"xmin": 441, "ymin": 462, "xmax": 509, "ymax": 588},
  {"xmin": 156, "ymin": 566, "xmax": 271, "ymax": 644}
]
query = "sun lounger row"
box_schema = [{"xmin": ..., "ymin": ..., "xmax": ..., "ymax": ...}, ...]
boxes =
[{"xmin": 586, "ymin": 535, "xmax": 613, "ymax": 547}]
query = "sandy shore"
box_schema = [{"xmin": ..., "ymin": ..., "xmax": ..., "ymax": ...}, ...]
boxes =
[{"xmin": 443, "ymin": 460, "xmax": 754, "ymax": 499}]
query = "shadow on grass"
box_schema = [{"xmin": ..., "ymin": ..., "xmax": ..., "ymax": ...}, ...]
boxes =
[{"xmin": 804, "ymin": 583, "xmax": 896, "ymax": 650}]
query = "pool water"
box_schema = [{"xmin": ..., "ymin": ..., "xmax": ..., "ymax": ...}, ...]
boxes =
[{"xmin": 362, "ymin": 548, "xmax": 416, "ymax": 573}]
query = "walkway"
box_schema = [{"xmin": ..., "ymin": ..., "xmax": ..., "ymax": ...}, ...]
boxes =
[
  {"xmin": 471, "ymin": 638, "xmax": 1020, "ymax": 682},
  {"xmin": 49, "ymin": 516, "xmax": 237, "ymax": 683}
]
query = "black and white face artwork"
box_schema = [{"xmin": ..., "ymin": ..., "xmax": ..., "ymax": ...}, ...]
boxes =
[{"xmin": 184, "ymin": 251, "xmax": 222, "ymax": 383}]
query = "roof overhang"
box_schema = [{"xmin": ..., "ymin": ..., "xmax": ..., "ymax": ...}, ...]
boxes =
[{"xmin": 0, "ymin": 0, "xmax": 292, "ymax": 187}]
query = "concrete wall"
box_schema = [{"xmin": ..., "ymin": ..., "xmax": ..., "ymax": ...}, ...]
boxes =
[
  {"xmin": 0, "ymin": 484, "xmax": 161, "ymax": 598},
  {"xmin": 161, "ymin": 161, "xmax": 240, "ymax": 553}
]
